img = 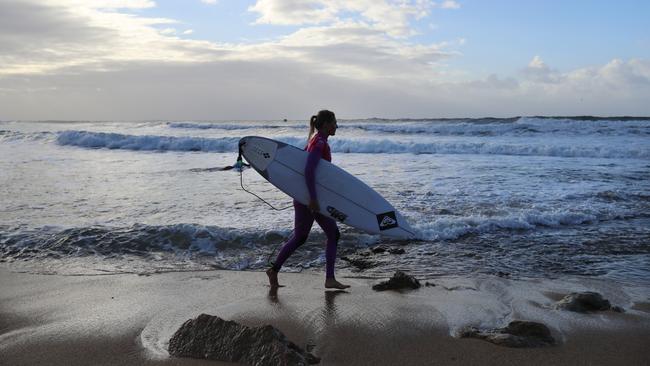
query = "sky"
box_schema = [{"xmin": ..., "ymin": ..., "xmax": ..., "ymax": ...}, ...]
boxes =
[{"xmin": 0, "ymin": 0, "xmax": 649, "ymax": 120}]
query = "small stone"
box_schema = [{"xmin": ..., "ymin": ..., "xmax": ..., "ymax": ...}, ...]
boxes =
[
  {"xmin": 305, "ymin": 343, "xmax": 316, "ymax": 352},
  {"xmin": 425, "ymin": 282, "xmax": 436, "ymax": 287},
  {"xmin": 459, "ymin": 320, "xmax": 554, "ymax": 348},
  {"xmin": 340, "ymin": 256, "xmax": 378, "ymax": 270},
  {"xmin": 372, "ymin": 271, "xmax": 421, "ymax": 291},
  {"xmin": 611, "ymin": 306, "xmax": 625, "ymax": 313},
  {"xmin": 305, "ymin": 353, "xmax": 321, "ymax": 364},
  {"xmin": 371, "ymin": 246, "xmax": 387, "ymax": 254},
  {"xmin": 554, "ymin": 292, "xmax": 612, "ymax": 313}
]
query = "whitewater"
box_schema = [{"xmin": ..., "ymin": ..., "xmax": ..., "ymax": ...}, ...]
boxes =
[{"xmin": 1, "ymin": 117, "xmax": 649, "ymax": 282}]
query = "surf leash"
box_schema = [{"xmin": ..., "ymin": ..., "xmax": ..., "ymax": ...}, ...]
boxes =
[
  {"xmin": 237, "ymin": 149, "xmax": 293, "ymax": 211},
  {"xmin": 235, "ymin": 146, "xmax": 293, "ymax": 268}
]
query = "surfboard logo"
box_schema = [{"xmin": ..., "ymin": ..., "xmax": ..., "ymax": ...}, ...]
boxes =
[
  {"xmin": 377, "ymin": 211, "xmax": 398, "ymax": 230},
  {"xmin": 327, "ymin": 206, "xmax": 347, "ymax": 222},
  {"xmin": 251, "ymin": 146, "xmax": 271, "ymax": 159}
]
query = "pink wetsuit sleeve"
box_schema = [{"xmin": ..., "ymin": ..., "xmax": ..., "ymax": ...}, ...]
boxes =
[{"xmin": 305, "ymin": 142, "xmax": 323, "ymax": 201}]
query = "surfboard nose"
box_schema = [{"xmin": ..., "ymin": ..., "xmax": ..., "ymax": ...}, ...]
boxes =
[
  {"xmin": 239, "ymin": 136, "xmax": 253, "ymax": 158},
  {"xmin": 238, "ymin": 136, "xmax": 249, "ymax": 150}
]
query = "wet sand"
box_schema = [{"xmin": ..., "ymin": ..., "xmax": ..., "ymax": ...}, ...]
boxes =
[{"xmin": 1, "ymin": 268, "xmax": 649, "ymax": 365}]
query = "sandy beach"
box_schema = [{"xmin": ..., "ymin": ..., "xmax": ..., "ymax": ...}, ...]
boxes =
[{"xmin": 1, "ymin": 267, "xmax": 649, "ymax": 365}]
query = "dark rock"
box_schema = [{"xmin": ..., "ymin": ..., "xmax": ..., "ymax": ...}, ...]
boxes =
[
  {"xmin": 425, "ymin": 282, "xmax": 436, "ymax": 287},
  {"xmin": 305, "ymin": 343, "xmax": 316, "ymax": 353},
  {"xmin": 168, "ymin": 314, "xmax": 319, "ymax": 365},
  {"xmin": 370, "ymin": 246, "xmax": 404, "ymax": 255},
  {"xmin": 340, "ymin": 255, "xmax": 378, "ymax": 270},
  {"xmin": 459, "ymin": 320, "xmax": 554, "ymax": 348},
  {"xmin": 372, "ymin": 271, "xmax": 421, "ymax": 291},
  {"xmin": 611, "ymin": 305, "xmax": 625, "ymax": 313},
  {"xmin": 495, "ymin": 271, "xmax": 510, "ymax": 277},
  {"xmin": 554, "ymin": 292, "xmax": 612, "ymax": 313}
]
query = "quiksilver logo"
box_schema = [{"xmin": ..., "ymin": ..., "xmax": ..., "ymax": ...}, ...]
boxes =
[
  {"xmin": 380, "ymin": 215, "xmax": 396, "ymax": 228},
  {"xmin": 376, "ymin": 211, "xmax": 398, "ymax": 230}
]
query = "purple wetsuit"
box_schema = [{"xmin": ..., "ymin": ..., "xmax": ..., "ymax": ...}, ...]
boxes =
[{"xmin": 272, "ymin": 131, "xmax": 340, "ymax": 278}]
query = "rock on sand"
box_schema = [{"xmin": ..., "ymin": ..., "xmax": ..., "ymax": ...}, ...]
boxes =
[
  {"xmin": 372, "ymin": 270, "xmax": 421, "ymax": 291},
  {"xmin": 168, "ymin": 314, "xmax": 319, "ymax": 366},
  {"xmin": 459, "ymin": 320, "xmax": 555, "ymax": 348}
]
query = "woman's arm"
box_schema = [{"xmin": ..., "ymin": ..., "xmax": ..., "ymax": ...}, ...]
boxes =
[{"xmin": 304, "ymin": 140, "xmax": 324, "ymax": 205}]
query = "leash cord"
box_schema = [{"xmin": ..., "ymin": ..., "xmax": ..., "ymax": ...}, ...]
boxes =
[
  {"xmin": 238, "ymin": 167, "xmax": 293, "ymax": 211},
  {"xmin": 236, "ymin": 153, "xmax": 292, "ymax": 266}
]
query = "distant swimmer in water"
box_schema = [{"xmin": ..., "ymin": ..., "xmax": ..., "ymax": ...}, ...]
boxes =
[{"xmin": 266, "ymin": 110, "xmax": 350, "ymax": 290}]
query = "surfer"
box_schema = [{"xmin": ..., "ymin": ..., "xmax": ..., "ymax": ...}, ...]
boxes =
[{"xmin": 266, "ymin": 110, "xmax": 350, "ymax": 290}]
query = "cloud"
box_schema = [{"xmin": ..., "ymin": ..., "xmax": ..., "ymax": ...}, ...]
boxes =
[
  {"xmin": 248, "ymin": 0, "xmax": 436, "ymax": 37},
  {"xmin": 160, "ymin": 27, "xmax": 176, "ymax": 35},
  {"xmin": 237, "ymin": 20, "xmax": 454, "ymax": 80},
  {"xmin": 60, "ymin": 0, "xmax": 156, "ymax": 9},
  {"xmin": 0, "ymin": 0, "xmax": 225, "ymax": 75},
  {"xmin": 200, "ymin": 0, "xmax": 218, "ymax": 5},
  {"xmin": 527, "ymin": 55, "xmax": 546, "ymax": 69},
  {"xmin": 440, "ymin": 1, "xmax": 460, "ymax": 9},
  {"xmin": 521, "ymin": 55, "xmax": 562, "ymax": 83},
  {"xmin": 248, "ymin": 0, "xmax": 337, "ymax": 25},
  {"xmin": 551, "ymin": 58, "xmax": 650, "ymax": 92},
  {"xmin": 0, "ymin": 0, "xmax": 648, "ymax": 119},
  {"xmin": 0, "ymin": 0, "xmax": 454, "ymax": 82}
]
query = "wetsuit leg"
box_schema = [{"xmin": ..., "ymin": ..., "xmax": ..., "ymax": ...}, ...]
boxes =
[
  {"xmin": 272, "ymin": 201, "xmax": 314, "ymax": 272},
  {"xmin": 314, "ymin": 214, "xmax": 340, "ymax": 279}
]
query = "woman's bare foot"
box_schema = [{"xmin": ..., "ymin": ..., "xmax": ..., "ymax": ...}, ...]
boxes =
[
  {"xmin": 266, "ymin": 268, "xmax": 283, "ymax": 288},
  {"xmin": 325, "ymin": 278, "xmax": 350, "ymax": 289}
]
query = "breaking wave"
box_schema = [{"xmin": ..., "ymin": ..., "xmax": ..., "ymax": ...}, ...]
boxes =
[
  {"xmin": 415, "ymin": 210, "xmax": 609, "ymax": 241},
  {"xmin": 56, "ymin": 130, "xmax": 253, "ymax": 152},
  {"xmin": 0, "ymin": 206, "xmax": 636, "ymax": 263},
  {"xmin": 56, "ymin": 130, "xmax": 650, "ymax": 159},
  {"xmin": 0, "ymin": 130, "xmax": 54, "ymax": 142},
  {"xmin": 0, "ymin": 224, "xmax": 290, "ymax": 267}
]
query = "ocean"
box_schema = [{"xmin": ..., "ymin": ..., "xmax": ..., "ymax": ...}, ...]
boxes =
[{"xmin": 1, "ymin": 117, "xmax": 649, "ymax": 283}]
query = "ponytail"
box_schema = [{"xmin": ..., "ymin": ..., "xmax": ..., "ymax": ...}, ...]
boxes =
[{"xmin": 308, "ymin": 115, "xmax": 317, "ymax": 142}]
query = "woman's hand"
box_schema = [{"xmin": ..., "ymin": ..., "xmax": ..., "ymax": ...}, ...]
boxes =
[{"xmin": 308, "ymin": 199, "xmax": 320, "ymax": 213}]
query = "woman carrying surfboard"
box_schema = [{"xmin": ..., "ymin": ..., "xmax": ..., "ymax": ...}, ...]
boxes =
[{"xmin": 266, "ymin": 110, "xmax": 350, "ymax": 290}]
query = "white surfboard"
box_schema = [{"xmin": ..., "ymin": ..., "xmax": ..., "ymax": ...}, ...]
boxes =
[{"xmin": 239, "ymin": 136, "xmax": 415, "ymax": 239}]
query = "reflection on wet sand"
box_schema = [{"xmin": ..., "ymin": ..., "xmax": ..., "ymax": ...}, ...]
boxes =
[{"xmin": 323, "ymin": 290, "xmax": 348, "ymax": 324}]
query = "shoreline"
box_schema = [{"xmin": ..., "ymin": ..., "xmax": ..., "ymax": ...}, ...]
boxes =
[{"xmin": 1, "ymin": 268, "xmax": 649, "ymax": 365}]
